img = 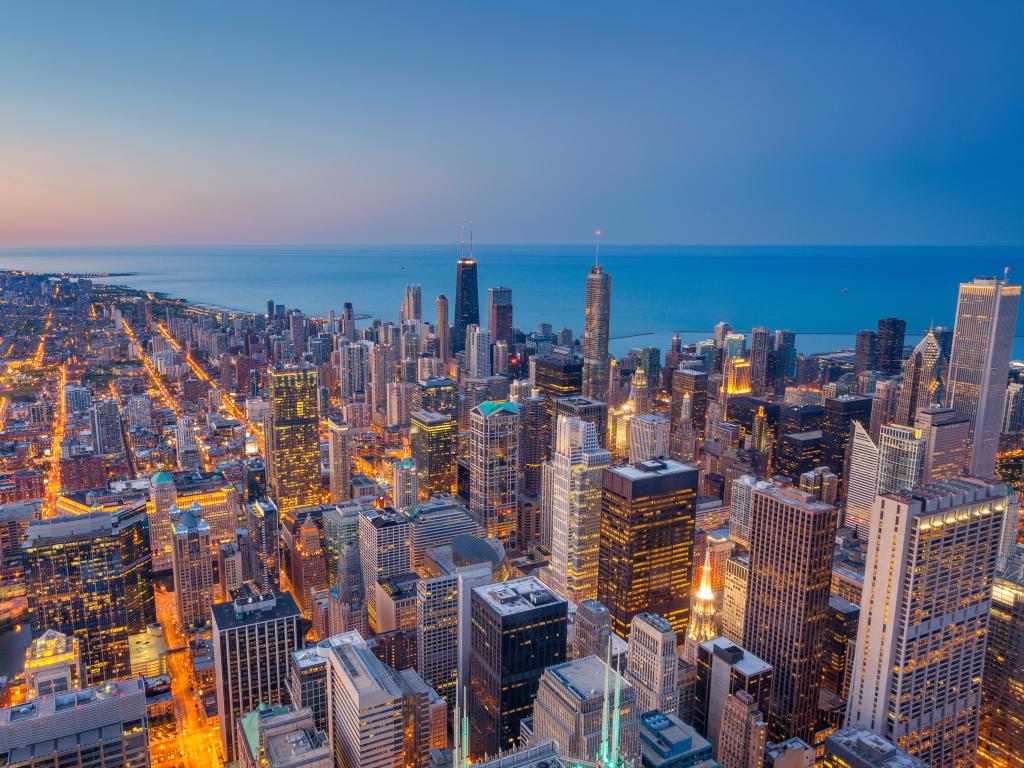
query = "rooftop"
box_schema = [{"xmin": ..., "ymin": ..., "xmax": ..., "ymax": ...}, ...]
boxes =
[
  {"xmin": 607, "ymin": 457, "xmax": 694, "ymax": 482},
  {"xmin": 545, "ymin": 655, "xmax": 629, "ymax": 702},
  {"xmin": 699, "ymin": 636, "xmax": 772, "ymax": 677},
  {"xmin": 474, "ymin": 576, "xmax": 566, "ymax": 617},
  {"xmin": 825, "ymin": 724, "xmax": 926, "ymax": 768},
  {"xmin": 211, "ymin": 591, "xmax": 301, "ymax": 630}
]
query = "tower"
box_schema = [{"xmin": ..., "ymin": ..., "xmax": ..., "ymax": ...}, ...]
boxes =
[
  {"xmin": 327, "ymin": 417, "xmax": 352, "ymax": 503},
  {"xmin": 582, "ymin": 255, "xmax": 612, "ymax": 401},
  {"xmin": 894, "ymin": 329, "xmax": 943, "ymax": 425},
  {"xmin": 435, "ymin": 294, "xmax": 450, "ymax": 362},
  {"xmin": 875, "ymin": 317, "xmax": 906, "ymax": 375},
  {"xmin": 626, "ymin": 612, "xmax": 679, "ymax": 715},
  {"xmin": 487, "ymin": 286, "xmax": 513, "ymax": 346},
  {"xmin": 265, "ymin": 365, "xmax": 321, "ymax": 523},
  {"xmin": 453, "ymin": 243, "xmax": 479, "ymax": 356},
  {"xmin": 171, "ymin": 502, "xmax": 214, "ymax": 631},
  {"xmin": 468, "ymin": 401, "xmax": 520, "ymax": 547},
  {"xmin": 684, "ymin": 549, "xmax": 718, "ymax": 662},
  {"xmin": 943, "ymin": 275, "xmax": 1021, "ymax": 478}
]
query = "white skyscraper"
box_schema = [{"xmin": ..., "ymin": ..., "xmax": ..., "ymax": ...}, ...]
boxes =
[
  {"xmin": 844, "ymin": 422, "xmax": 925, "ymax": 536},
  {"xmin": 628, "ymin": 413, "xmax": 670, "ymax": 463},
  {"xmin": 876, "ymin": 423, "xmax": 925, "ymax": 496},
  {"xmin": 328, "ymin": 417, "xmax": 352, "ymax": 503},
  {"xmin": 465, "ymin": 324, "xmax": 492, "ymax": 379},
  {"xmin": 546, "ymin": 415, "xmax": 611, "ymax": 603},
  {"xmin": 626, "ymin": 613, "xmax": 678, "ymax": 716},
  {"xmin": 944, "ymin": 276, "xmax": 1020, "ymax": 478},
  {"xmin": 846, "ymin": 478, "xmax": 1007, "ymax": 767}
]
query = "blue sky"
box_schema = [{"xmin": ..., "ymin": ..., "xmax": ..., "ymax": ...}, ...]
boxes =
[{"xmin": 1, "ymin": 2, "xmax": 1021, "ymax": 246}]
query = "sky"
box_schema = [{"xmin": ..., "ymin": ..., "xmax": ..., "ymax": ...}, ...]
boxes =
[{"xmin": 1, "ymin": 2, "xmax": 1022, "ymax": 247}]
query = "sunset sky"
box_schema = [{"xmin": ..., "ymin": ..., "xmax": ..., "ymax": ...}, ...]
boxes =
[{"xmin": 2, "ymin": 1, "xmax": 1022, "ymax": 246}]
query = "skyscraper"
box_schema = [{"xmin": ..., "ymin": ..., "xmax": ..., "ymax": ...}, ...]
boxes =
[
  {"xmin": 290, "ymin": 513, "xmax": 328, "ymax": 615},
  {"xmin": 327, "ymin": 417, "xmax": 352, "ymax": 503},
  {"xmin": 468, "ymin": 577, "xmax": 568, "ymax": 759},
  {"xmin": 517, "ymin": 393, "xmax": 549, "ymax": 496},
  {"xmin": 875, "ymin": 317, "xmax": 906, "ymax": 375},
  {"xmin": 744, "ymin": 481, "xmax": 837, "ymax": 743},
  {"xmin": 171, "ymin": 502, "xmax": 214, "ymax": 631},
  {"xmin": 265, "ymin": 365, "xmax": 321, "ymax": 522},
  {"xmin": 846, "ymin": 478, "xmax": 1007, "ymax": 767},
  {"xmin": 435, "ymin": 294, "xmax": 450, "ymax": 362},
  {"xmin": 894, "ymin": 329, "xmax": 943, "ymax": 426},
  {"xmin": 402, "ymin": 283, "xmax": 422, "ymax": 322},
  {"xmin": 749, "ymin": 326, "xmax": 771, "ymax": 394},
  {"xmin": 24, "ymin": 504, "xmax": 156, "ymax": 686},
  {"xmin": 853, "ymin": 330, "xmax": 878, "ymax": 374},
  {"xmin": 547, "ymin": 415, "xmax": 611, "ymax": 604},
  {"xmin": 582, "ymin": 263, "xmax": 611, "ymax": 401},
  {"xmin": 626, "ymin": 612, "xmax": 679, "ymax": 715},
  {"xmin": 629, "ymin": 413, "xmax": 671, "ymax": 463},
  {"xmin": 822, "ymin": 394, "xmax": 872, "ymax": 479},
  {"xmin": 693, "ymin": 637, "xmax": 773, "ymax": 753},
  {"xmin": 410, "ymin": 410, "xmax": 457, "ymax": 496},
  {"xmin": 468, "ymin": 401, "xmax": 520, "ymax": 547},
  {"xmin": 914, "ymin": 405, "xmax": 970, "ymax": 483},
  {"xmin": 944, "ymin": 276, "xmax": 1021, "ymax": 478},
  {"xmin": 453, "ymin": 250, "xmax": 479, "ymax": 355},
  {"xmin": 487, "ymin": 286, "xmax": 513, "ymax": 346},
  {"xmin": 598, "ymin": 458, "xmax": 697, "ymax": 639},
  {"xmin": 212, "ymin": 592, "xmax": 303, "ymax": 762},
  {"xmin": 466, "ymin": 324, "xmax": 492, "ymax": 378},
  {"xmin": 91, "ymin": 398, "xmax": 123, "ymax": 455}
]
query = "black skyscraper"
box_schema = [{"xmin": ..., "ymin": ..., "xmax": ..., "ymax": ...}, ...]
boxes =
[
  {"xmin": 453, "ymin": 255, "xmax": 479, "ymax": 355},
  {"xmin": 876, "ymin": 317, "xmax": 906, "ymax": 375}
]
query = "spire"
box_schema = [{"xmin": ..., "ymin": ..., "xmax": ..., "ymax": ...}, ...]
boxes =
[
  {"xmin": 599, "ymin": 637, "xmax": 612, "ymax": 763},
  {"xmin": 595, "ymin": 228, "xmax": 602, "ymax": 267},
  {"xmin": 459, "ymin": 224, "xmax": 466, "ymax": 260},
  {"xmin": 469, "ymin": 223, "xmax": 475, "ymax": 260},
  {"xmin": 696, "ymin": 546, "xmax": 714, "ymax": 601}
]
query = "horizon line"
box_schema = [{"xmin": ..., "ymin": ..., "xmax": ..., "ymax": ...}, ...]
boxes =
[{"xmin": 2, "ymin": 242, "xmax": 1022, "ymax": 251}]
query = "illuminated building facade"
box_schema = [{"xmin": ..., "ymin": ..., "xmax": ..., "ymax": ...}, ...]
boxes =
[
  {"xmin": 847, "ymin": 478, "xmax": 1006, "ymax": 767},
  {"xmin": 626, "ymin": 612, "xmax": 678, "ymax": 715},
  {"xmin": 453, "ymin": 253, "xmax": 479, "ymax": 355},
  {"xmin": 744, "ymin": 481, "xmax": 836, "ymax": 743},
  {"xmin": 411, "ymin": 410, "xmax": 457, "ymax": 496},
  {"xmin": 582, "ymin": 264, "xmax": 611, "ymax": 401},
  {"xmin": 412, "ymin": 377, "xmax": 459, "ymax": 421},
  {"xmin": 598, "ymin": 458, "xmax": 697, "ymax": 640},
  {"xmin": 693, "ymin": 637, "xmax": 772, "ymax": 755},
  {"xmin": 327, "ymin": 417, "xmax": 352, "ymax": 503},
  {"xmin": 290, "ymin": 513, "xmax": 328, "ymax": 615},
  {"xmin": 24, "ymin": 629, "xmax": 81, "ymax": 699},
  {"xmin": 171, "ymin": 502, "xmax": 214, "ymax": 630},
  {"xmin": 265, "ymin": 365, "xmax": 321, "ymax": 523},
  {"xmin": 944, "ymin": 277, "xmax": 1021, "ymax": 478},
  {"xmin": 23, "ymin": 504, "xmax": 156, "ymax": 686},
  {"xmin": 468, "ymin": 401, "xmax": 520, "ymax": 547},
  {"xmin": 468, "ymin": 577, "xmax": 568, "ymax": 760}
]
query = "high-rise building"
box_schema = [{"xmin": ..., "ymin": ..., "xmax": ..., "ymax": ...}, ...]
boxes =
[
  {"xmin": 693, "ymin": 637, "xmax": 773, "ymax": 752},
  {"xmin": 875, "ymin": 318, "xmax": 906, "ymax": 375},
  {"xmin": 518, "ymin": 393, "xmax": 549, "ymax": 496},
  {"xmin": 410, "ymin": 410, "xmax": 457, "ymax": 496},
  {"xmin": 487, "ymin": 286, "xmax": 514, "ymax": 346},
  {"xmin": 915, "ymin": 405, "xmax": 970, "ymax": 483},
  {"xmin": 468, "ymin": 577, "xmax": 568, "ymax": 759},
  {"xmin": 389, "ymin": 456, "xmax": 419, "ymax": 512},
  {"xmin": 979, "ymin": 552, "xmax": 1024, "ymax": 768},
  {"xmin": 91, "ymin": 398, "xmax": 123, "ymax": 455},
  {"xmin": 846, "ymin": 478, "xmax": 1007, "ymax": 767},
  {"xmin": 532, "ymin": 655, "xmax": 640, "ymax": 766},
  {"xmin": 402, "ymin": 283, "xmax": 423, "ymax": 322},
  {"xmin": 412, "ymin": 377, "xmax": 459, "ymax": 420},
  {"xmin": 291, "ymin": 513, "xmax": 328, "ymax": 615},
  {"xmin": 327, "ymin": 417, "xmax": 352, "ymax": 503},
  {"xmin": 435, "ymin": 294, "xmax": 450, "ymax": 362},
  {"xmin": 582, "ymin": 264, "xmax": 611, "ymax": 401},
  {"xmin": 175, "ymin": 414, "xmax": 201, "ymax": 470},
  {"xmin": 23, "ymin": 629, "xmax": 81, "ymax": 699},
  {"xmin": 468, "ymin": 401, "xmax": 520, "ymax": 547},
  {"xmin": 453, "ymin": 251, "xmax": 479, "ymax": 355},
  {"xmin": 148, "ymin": 470, "xmax": 177, "ymax": 571},
  {"xmin": 598, "ymin": 459, "xmax": 697, "ymax": 639},
  {"xmin": 627, "ymin": 612, "xmax": 679, "ymax": 715},
  {"xmin": 944, "ymin": 276, "xmax": 1021, "ymax": 478},
  {"xmin": 357, "ymin": 505, "xmax": 410, "ymax": 633},
  {"xmin": 821, "ymin": 595, "xmax": 859, "ymax": 701},
  {"xmin": 212, "ymin": 592, "xmax": 303, "ymax": 762},
  {"xmin": 265, "ymin": 365, "xmax": 321, "ymax": 522},
  {"xmin": 571, "ymin": 599, "xmax": 614, "ymax": 661},
  {"xmin": 638, "ymin": 711, "xmax": 717, "ymax": 768},
  {"xmin": 236, "ymin": 704, "xmax": 330, "ymax": 768},
  {"xmin": 684, "ymin": 550, "xmax": 718, "ymax": 661},
  {"xmin": 245, "ymin": 497, "xmax": 281, "ymax": 592},
  {"xmin": 671, "ymin": 367, "xmax": 708, "ymax": 439},
  {"xmin": 894, "ymin": 329, "xmax": 943, "ymax": 426},
  {"xmin": 629, "ymin": 413, "xmax": 671, "ymax": 463},
  {"xmin": 744, "ymin": 482, "xmax": 836, "ymax": 743},
  {"xmin": 0, "ymin": 678, "xmax": 149, "ymax": 768},
  {"xmin": 547, "ymin": 415, "xmax": 611, "ymax": 604},
  {"xmin": 822, "ymin": 395, "xmax": 872, "ymax": 479},
  {"xmin": 24, "ymin": 504, "xmax": 155, "ymax": 686},
  {"xmin": 721, "ymin": 554, "xmax": 749, "ymax": 646},
  {"xmin": 854, "ymin": 330, "xmax": 878, "ymax": 374},
  {"xmin": 750, "ymin": 326, "xmax": 771, "ymax": 394},
  {"xmin": 466, "ymin": 324, "xmax": 492, "ymax": 378},
  {"xmin": 171, "ymin": 502, "xmax": 214, "ymax": 631},
  {"xmin": 553, "ymin": 396, "xmax": 609, "ymax": 449},
  {"xmin": 718, "ymin": 690, "xmax": 768, "ymax": 768},
  {"xmin": 823, "ymin": 724, "xmax": 926, "ymax": 768}
]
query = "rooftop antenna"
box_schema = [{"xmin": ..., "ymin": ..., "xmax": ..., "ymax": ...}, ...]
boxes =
[
  {"xmin": 460, "ymin": 225, "xmax": 466, "ymax": 260},
  {"xmin": 1005, "ymin": 265, "xmax": 1011, "ymax": 281},
  {"xmin": 595, "ymin": 228, "xmax": 602, "ymax": 267},
  {"xmin": 470, "ymin": 223, "xmax": 475, "ymax": 259}
]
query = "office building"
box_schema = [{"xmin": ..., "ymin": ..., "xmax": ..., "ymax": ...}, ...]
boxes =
[
  {"xmin": 245, "ymin": 497, "xmax": 281, "ymax": 592},
  {"xmin": 630, "ymin": 413, "xmax": 671, "ymax": 463},
  {"xmin": 23, "ymin": 630, "xmax": 81, "ymax": 699},
  {"xmin": 582, "ymin": 263, "xmax": 611, "ymax": 401},
  {"xmin": 721, "ymin": 554, "xmax": 749, "ymax": 645},
  {"xmin": 534, "ymin": 355, "xmax": 584, "ymax": 405},
  {"xmin": 894, "ymin": 330, "xmax": 943, "ymax": 426},
  {"xmin": 236, "ymin": 705, "xmax": 330, "ymax": 768},
  {"xmin": 846, "ymin": 478, "xmax": 1007, "ymax": 766},
  {"xmin": 212, "ymin": 592, "xmax": 303, "ymax": 762},
  {"xmin": 692, "ymin": 637, "xmax": 772, "ymax": 750},
  {"xmin": 822, "ymin": 395, "xmax": 872, "ymax": 478},
  {"xmin": 553, "ymin": 396, "xmax": 609, "ymax": 450},
  {"xmin": 389, "ymin": 456, "xmax": 419, "ymax": 512},
  {"xmin": 763, "ymin": 738, "xmax": 813, "ymax": 768},
  {"xmin": 638, "ymin": 711, "xmax": 718, "ymax": 768},
  {"xmin": 822, "ymin": 724, "xmax": 926, "ymax": 768},
  {"xmin": 671, "ymin": 368, "xmax": 708, "ymax": 438},
  {"xmin": 518, "ymin": 393, "xmax": 549, "ymax": 496},
  {"xmin": 358, "ymin": 505, "xmax": 410, "ymax": 633},
  {"xmin": 571, "ymin": 599, "xmax": 614, "ymax": 661},
  {"xmin": 773, "ymin": 431, "xmax": 824, "ymax": 484},
  {"xmin": 412, "ymin": 377, "xmax": 459, "ymax": 420},
  {"xmin": 291, "ymin": 514, "xmax": 328, "ymax": 615},
  {"xmin": 468, "ymin": 577, "xmax": 568, "ymax": 759},
  {"xmin": 599, "ymin": 459, "xmax": 697, "ymax": 639},
  {"xmin": 469, "ymin": 401, "xmax": 520, "ymax": 547},
  {"xmin": 854, "ymin": 330, "xmax": 878, "ymax": 374},
  {"xmin": 175, "ymin": 415, "xmax": 201, "ymax": 469},
  {"xmin": 24, "ymin": 505, "xmax": 156, "ymax": 686},
  {"xmin": 171, "ymin": 502, "xmax": 214, "ymax": 631},
  {"xmin": 875, "ymin": 318, "xmax": 906, "ymax": 375},
  {"xmin": 453, "ymin": 249, "xmax": 480, "ymax": 355},
  {"xmin": 327, "ymin": 418, "xmax": 352, "ymax": 503},
  {"xmin": 265, "ymin": 365, "xmax": 321, "ymax": 522},
  {"xmin": 410, "ymin": 411, "xmax": 457, "ymax": 496},
  {"xmin": 627, "ymin": 613, "xmax": 679, "ymax": 716},
  {"xmin": 435, "ymin": 294, "xmax": 450, "ymax": 361},
  {"xmin": 547, "ymin": 415, "xmax": 611, "ymax": 604},
  {"xmin": 532, "ymin": 655, "xmax": 640, "ymax": 766},
  {"xmin": 944, "ymin": 276, "xmax": 1021, "ymax": 478},
  {"xmin": 488, "ymin": 286, "xmax": 514, "ymax": 345},
  {"xmin": 0, "ymin": 679, "xmax": 149, "ymax": 768},
  {"xmin": 288, "ymin": 647, "xmax": 330, "ymax": 734},
  {"xmin": 148, "ymin": 470, "xmax": 177, "ymax": 571},
  {"xmin": 91, "ymin": 398, "xmax": 123, "ymax": 456},
  {"xmin": 466, "ymin": 324, "xmax": 492, "ymax": 378},
  {"xmin": 744, "ymin": 482, "xmax": 836, "ymax": 743},
  {"xmin": 717, "ymin": 690, "xmax": 767, "ymax": 768},
  {"xmin": 979, "ymin": 551, "xmax": 1024, "ymax": 767}
]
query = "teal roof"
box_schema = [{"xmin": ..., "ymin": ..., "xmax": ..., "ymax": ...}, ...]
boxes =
[
  {"xmin": 476, "ymin": 400, "xmax": 518, "ymax": 417},
  {"xmin": 151, "ymin": 471, "xmax": 173, "ymax": 484}
]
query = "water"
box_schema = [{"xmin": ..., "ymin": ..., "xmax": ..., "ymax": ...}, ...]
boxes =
[
  {"xmin": 3, "ymin": 244, "xmax": 1024, "ymax": 356},
  {"xmin": 0, "ymin": 623, "xmax": 31, "ymax": 677}
]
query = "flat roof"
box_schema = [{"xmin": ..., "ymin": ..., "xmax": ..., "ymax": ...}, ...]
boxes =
[
  {"xmin": 474, "ymin": 576, "xmax": 566, "ymax": 617},
  {"xmin": 699, "ymin": 636, "xmax": 772, "ymax": 677}
]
